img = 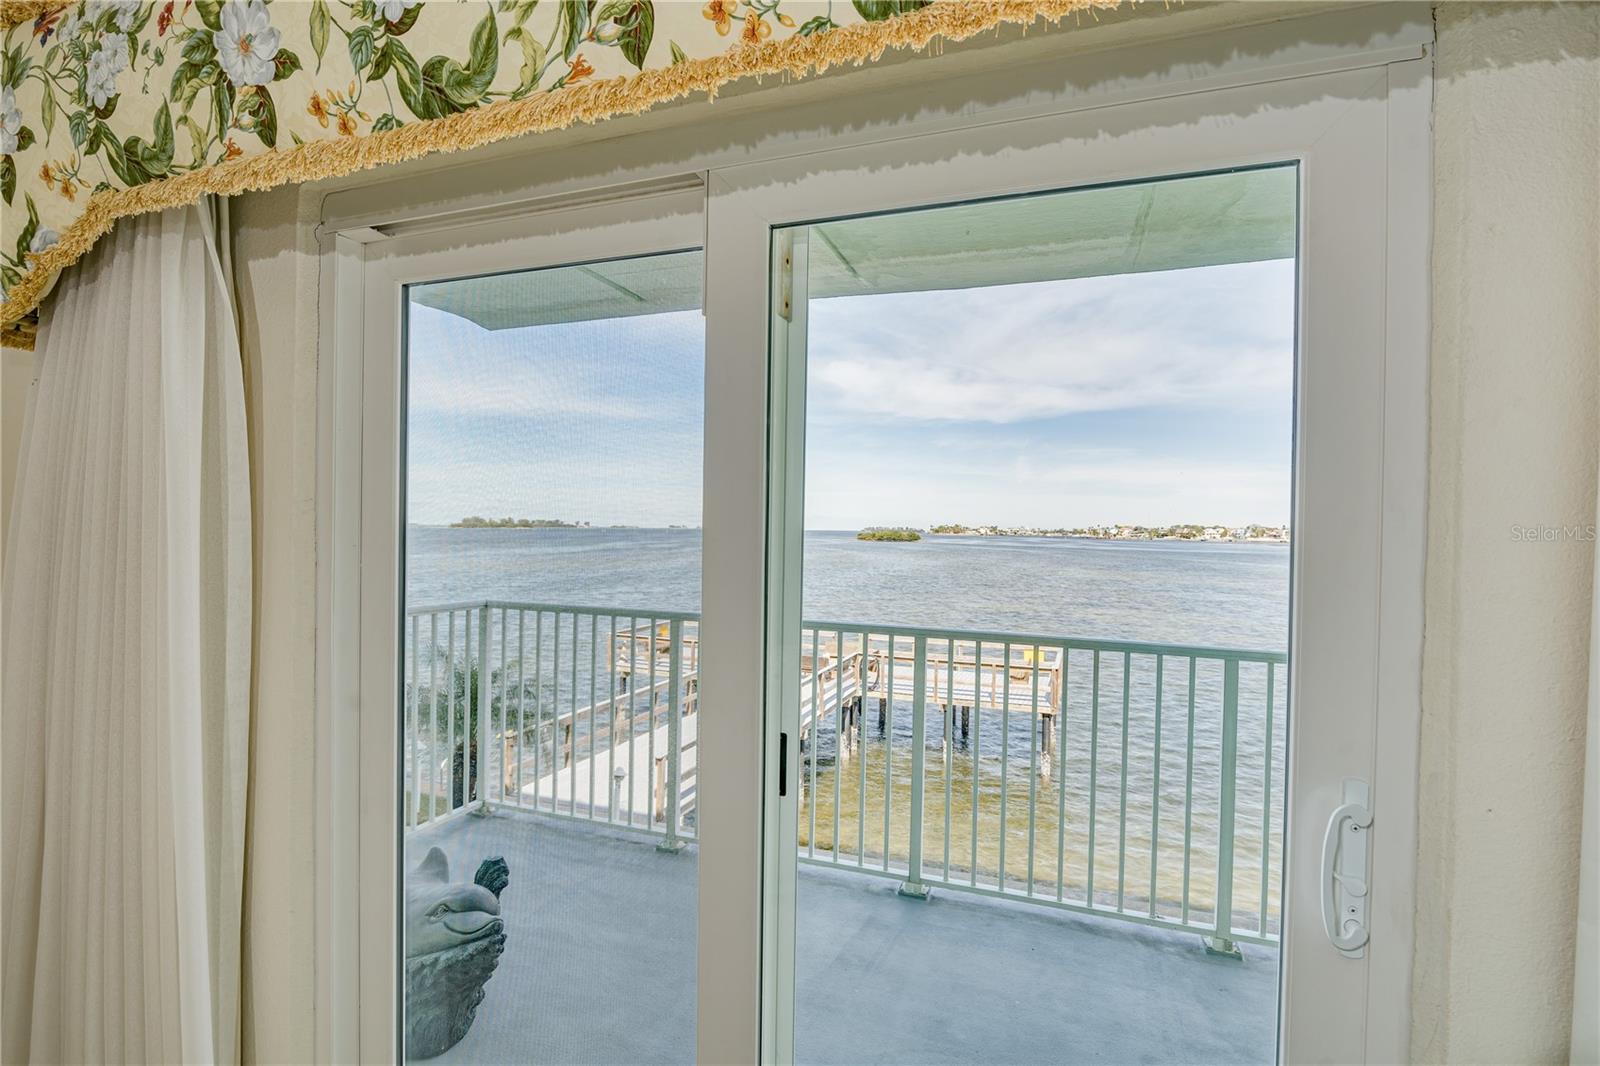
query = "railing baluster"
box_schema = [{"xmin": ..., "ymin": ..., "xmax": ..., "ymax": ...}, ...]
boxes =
[
  {"xmin": 1026, "ymin": 645, "xmax": 1040, "ymax": 897},
  {"xmin": 1210, "ymin": 658, "xmax": 1240, "ymax": 956},
  {"xmin": 1056, "ymin": 648, "xmax": 1069, "ymax": 902},
  {"xmin": 516, "ymin": 610, "xmax": 526, "ymax": 808},
  {"xmin": 533, "ymin": 611, "xmax": 544, "ymax": 812},
  {"xmin": 568, "ymin": 616, "xmax": 580, "ymax": 811},
  {"xmin": 550, "ymin": 612, "xmax": 561, "ymax": 815},
  {"xmin": 569, "ymin": 612, "xmax": 580, "ymax": 817},
  {"xmin": 809, "ymin": 626, "xmax": 820, "ymax": 858},
  {"xmin": 629, "ymin": 615, "xmax": 639, "ymax": 826},
  {"xmin": 428, "ymin": 614, "xmax": 440, "ymax": 822},
  {"xmin": 902, "ymin": 634, "xmax": 927, "ymax": 898},
  {"xmin": 659, "ymin": 618, "xmax": 684, "ymax": 852},
  {"xmin": 484, "ymin": 608, "xmax": 494, "ymax": 804},
  {"xmin": 463, "ymin": 611, "xmax": 472, "ymax": 807},
  {"xmin": 970, "ymin": 639, "xmax": 981, "ymax": 888},
  {"xmin": 999, "ymin": 641, "xmax": 1010, "ymax": 892},
  {"xmin": 1117, "ymin": 651, "xmax": 1131, "ymax": 912},
  {"xmin": 628, "ymin": 615, "xmax": 637, "ymax": 821},
  {"xmin": 1182, "ymin": 656, "xmax": 1196, "ymax": 926},
  {"xmin": 589, "ymin": 613, "xmax": 599, "ymax": 820},
  {"xmin": 944, "ymin": 637, "xmax": 954, "ymax": 882},
  {"xmin": 833, "ymin": 629, "xmax": 843, "ymax": 862},
  {"xmin": 474, "ymin": 606, "xmax": 488, "ymax": 806},
  {"xmin": 1150, "ymin": 654, "xmax": 1164, "ymax": 918},
  {"xmin": 1260, "ymin": 661, "xmax": 1275, "ymax": 934},
  {"xmin": 608, "ymin": 614, "xmax": 618, "ymax": 824},
  {"xmin": 408, "ymin": 614, "xmax": 419, "ymax": 828},
  {"xmin": 1087, "ymin": 650, "xmax": 1099, "ymax": 908},
  {"xmin": 858, "ymin": 631, "xmax": 868, "ymax": 866},
  {"xmin": 647, "ymin": 616, "xmax": 658, "ymax": 829},
  {"xmin": 497, "ymin": 606, "xmax": 508, "ymax": 804},
  {"xmin": 883, "ymin": 635, "xmax": 894, "ymax": 873},
  {"xmin": 446, "ymin": 610, "xmax": 457, "ymax": 813}
]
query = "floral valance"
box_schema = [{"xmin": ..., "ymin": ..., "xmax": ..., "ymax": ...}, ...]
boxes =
[{"xmin": 0, "ymin": 0, "xmax": 1122, "ymax": 348}]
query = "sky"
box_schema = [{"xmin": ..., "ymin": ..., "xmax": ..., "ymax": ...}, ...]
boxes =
[{"xmin": 405, "ymin": 257, "xmax": 1295, "ymax": 530}]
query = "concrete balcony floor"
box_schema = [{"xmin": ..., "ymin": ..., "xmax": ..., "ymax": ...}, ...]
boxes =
[{"xmin": 407, "ymin": 812, "xmax": 1277, "ymax": 1065}]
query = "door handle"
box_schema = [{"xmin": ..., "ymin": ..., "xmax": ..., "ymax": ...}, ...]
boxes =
[
  {"xmin": 1320, "ymin": 779, "xmax": 1373, "ymax": 957},
  {"xmin": 778, "ymin": 732, "xmax": 789, "ymax": 797}
]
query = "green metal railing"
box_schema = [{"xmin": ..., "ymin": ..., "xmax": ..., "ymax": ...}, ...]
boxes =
[
  {"xmin": 403, "ymin": 601, "xmax": 1286, "ymax": 950},
  {"xmin": 402, "ymin": 601, "xmax": 701, "ymax": 850}
]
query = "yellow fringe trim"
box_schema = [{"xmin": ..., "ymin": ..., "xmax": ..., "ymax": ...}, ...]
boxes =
[
  {"xmin": 0, "ymin": 1, "xmax": 63, "ymax": 31},
  {"xmin": 2, "ymin": 322, "xmax": 35, "ymax": 350},
  {"xmin": 1, "ymin": 0, "xmax": 1127, "ymax": 345}
]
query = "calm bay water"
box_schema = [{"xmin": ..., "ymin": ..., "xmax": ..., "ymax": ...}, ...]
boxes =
[
  {"xmin": 407, "ymin": 527, "xmax": 1288, "ymax": 653},
  {"xmin": 405, "ymin": 527, "xmax": 1289, "ymax": 929}
]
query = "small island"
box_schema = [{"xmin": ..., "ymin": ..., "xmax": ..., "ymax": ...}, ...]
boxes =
[
  {"xmin": 451, "ymin": 516, "xmax": 589, "ymax": 529},
  {"xmin": 857, "ymin": 528, "xmax": 922, "ymax": 542}
]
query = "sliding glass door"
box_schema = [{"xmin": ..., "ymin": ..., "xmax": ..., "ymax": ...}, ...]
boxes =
[
  {"xmin": 399, "ymin": 249, "xmax": 704, "ymax": 1063},
  {"xmin": 768, "ymin": 169, "xmax": 1295, "ymax": 1064},
  {"xmin": 359, "ymin": 195, "xmax": 708, "ymax": 1064},
  {"xmin": 708, "ymin": 65, "xmax": 1417, "ymax": 1065},
  {"xmin": 349, "ymin": 55, "xmax": 1425, "ymax": 1066}
]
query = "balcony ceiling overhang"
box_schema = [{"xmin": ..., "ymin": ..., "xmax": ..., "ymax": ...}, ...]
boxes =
[{"xmin": 410, "ymin": 167, "xmax": 1295, "ymax": 331}]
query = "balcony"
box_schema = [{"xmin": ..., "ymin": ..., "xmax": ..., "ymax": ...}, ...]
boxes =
[{"xmin": 403, "ymin": 601, "xmax": 1285, "ymax": 1062}]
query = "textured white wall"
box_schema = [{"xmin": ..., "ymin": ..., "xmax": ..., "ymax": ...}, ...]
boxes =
[
  {"xmin": 231, "ymin": 184, "xmax": 322, "ymax": 1065},
  {"xmin": 1415, "ymin": 5, "xmax": 1600, "ymax": 1061}
]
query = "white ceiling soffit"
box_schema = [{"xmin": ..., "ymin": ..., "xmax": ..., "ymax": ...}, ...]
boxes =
[
  {"xmin": 808, "ymin": 166, "xmax": 1295, "ymax": 299},
  {"xmin": 409, "ymin": 250, "xmax": 705, "ymax": 331},
  {"xmin": 411, "ymin": 167, "xmax": 1294, "ymax": 331}
]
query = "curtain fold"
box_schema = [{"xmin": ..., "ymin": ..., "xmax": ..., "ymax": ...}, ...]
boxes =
[
  {"xmin": 1577, "ymin": 463, "xmax": 1600, "ymax": 1065},
  {"xmin": 1, "ymin": 197, "xmax": 251, "ymax": 1064}
]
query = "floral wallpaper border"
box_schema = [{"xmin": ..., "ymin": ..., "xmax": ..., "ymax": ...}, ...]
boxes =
[{"xmin": 0, "ymin": 0, "xmax": 1124, "ymax": 349}]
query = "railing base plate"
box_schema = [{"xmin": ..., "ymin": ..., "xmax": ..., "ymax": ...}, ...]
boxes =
[
  {"xmin": 897, "ymin": 882, "xmax": 931, "ymax": 900},
  {"xmin": 656, "ymin": 838, "xmax": 687, "ymax": 854},
  {"xmin": 1203, "ymin": 935, "xmax": 1242, "ymax": 960}
]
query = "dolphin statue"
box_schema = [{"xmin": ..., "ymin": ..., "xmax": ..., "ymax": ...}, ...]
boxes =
[{"xmin": 404, "ymin": 847, "xmax": 509, "ymax": 1059}]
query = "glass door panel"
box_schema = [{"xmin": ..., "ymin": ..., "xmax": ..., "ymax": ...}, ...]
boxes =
[
  {"xmin": 399, "ymin": 250, "xmax": 704, "ymax": 1063},
  {"xmin": 770, "ymin": 169, "xmax": 1296, "ymax": 1064}
]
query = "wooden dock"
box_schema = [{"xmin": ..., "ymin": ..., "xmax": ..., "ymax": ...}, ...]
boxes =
[
  {"xmin": 485, "ymin": 620, "xmax": 1067, "ymax": 830},
  {"xmin": 610, "ymin": 622, "xmax": 1066, "ymax": 764}
]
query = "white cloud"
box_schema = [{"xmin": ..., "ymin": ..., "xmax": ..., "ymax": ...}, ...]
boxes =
[
  {"xmin": 803, "ymin": 444, "xmax": 1288, "ymax": 531},
  {"xmin": 405, "ymin": 305, "xmax": 702, "ymax": 421},
  {"xmin": 807, "ymin": 260, "xmax": 1294, "ymax": 425}
]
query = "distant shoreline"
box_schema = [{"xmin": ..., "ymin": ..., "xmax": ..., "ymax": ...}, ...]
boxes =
[
  {"xmin": 450, "ymin": 516, "xmax": 587, "ymax": 529},
  {"xmin": 925, "ymin": 532, "xmax": 1291, "ymax": 545},
  {"xmin": 421, "ymin": 523, "xmax": 1287, "ymax": 544},
  {"xmin": 925, "ymin": 525, "xmax": 1289, "ymax": 545},
  {"xmin": 445, "ymin": 517, "xmax": 697, "ymax": 530}
]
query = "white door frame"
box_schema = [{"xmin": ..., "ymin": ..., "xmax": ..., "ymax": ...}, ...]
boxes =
[
  {"xmin": 315, "ymin": 17, "xmax": 1429, "ymax": 1064},
  {"xmin": 704, "ymin": 61, "xmax": 1430, "ymax": 1065}
]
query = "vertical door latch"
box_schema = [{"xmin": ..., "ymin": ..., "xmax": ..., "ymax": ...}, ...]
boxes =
[
  {"xmin": 778, "ymin": 232, "xmax": 794, "ymax": 322},
  {"xmin": 1321, "ymin": 778, "xmax": 1373, "ymax": 957}
]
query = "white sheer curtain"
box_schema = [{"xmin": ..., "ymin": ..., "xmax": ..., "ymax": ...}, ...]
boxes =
[
  {"xmin": 1577, "ymin": 484, "xmax": 1600, "ymax": 1065},
  {"xmin": 1, "ymin": 199, "xmax": 250, "ymax": 1064}
]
